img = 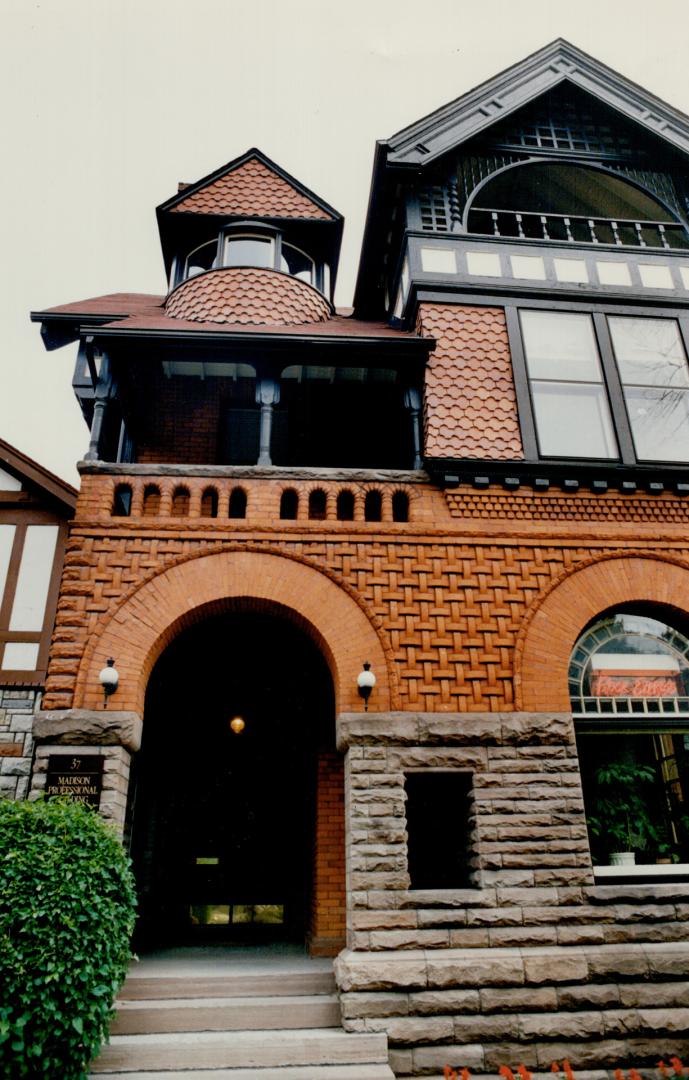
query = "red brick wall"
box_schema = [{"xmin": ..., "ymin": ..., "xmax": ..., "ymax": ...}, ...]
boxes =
[
  {"xmin": 47, "ymin": 472, "xmax": 689, "ymax": 716},
  {"xmin": 310, "ymin": 750, "xmax": 346, "ymax": 953}
]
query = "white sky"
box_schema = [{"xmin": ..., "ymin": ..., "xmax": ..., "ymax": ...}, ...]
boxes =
[{"xmin": 2, "ymin": 0, "xmax": 689, "ymax": 484}]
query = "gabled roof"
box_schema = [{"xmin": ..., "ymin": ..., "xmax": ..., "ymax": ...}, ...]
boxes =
[
  {"xmin": 158, "ymin": 148, "xmax": 341, "ymax": 221},
  {"xmin": 385, "ymin": 39, "xmax": 689, "ymax": 167},
  {"xmin": 0, "ymin": 437, "xmax": 77, "ymax": 513}
]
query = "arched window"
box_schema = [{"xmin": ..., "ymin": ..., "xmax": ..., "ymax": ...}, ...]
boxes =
[
  {"xmin": 280, "ymin": 489, "xmax": 298, "ymax": 520},
  {"xmin": 468, "ymin": 163, "xmax": 689, "ymax": 249},
  {"xmin": 336, "ymin": 490, "xmax": 354, "ymax": 521},
  {"xmin": 142, "ymin": 485, "xmax": 161, "ymax": 517},
  {"xmin": 228, "ymin": 487, "xmax": 247, "ymax": 519},
  {"xmin": 571, "ymin": 610, "xmax": 689, "ymax": 868},
  {"xmin": 364, "ymin": 490, "xmax": 382, "ymax": 522},
  {"xmin": 200, "ymin": 487, "xmax": 218, "ymax": 518},
  {"xmin": 171, "ymin": 486, "xmax": 190, "ymax": 516},
  {"xmin": 308, "ymin": 489, "xmax": 327, "ymax": 520},
  {"xmin": 112, "ymin": 484, "xmax": 132, "ymax": 517},
  {"xmin": 280, "ymin": 242, "xmax": 315, "ymax": 285},
  {"xmin": 392, "ymin": 491, "xmax": 409, "ymax": 523},
  {"xmin": 184, "ymin": 240, "xmax": 218, "ymax": 279}
]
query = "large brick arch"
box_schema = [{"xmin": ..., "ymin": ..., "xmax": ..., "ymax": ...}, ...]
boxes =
[
  {"xmin": 516, "ymin": 554, "xmax": 689, "ymax": 711},
  {"xmin": 73, "ymin": 549, "xmax": 392, "ymax": 715}
]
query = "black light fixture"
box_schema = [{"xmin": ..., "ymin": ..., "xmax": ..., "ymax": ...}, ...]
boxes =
[
  {"xmin": 357, "ymin": 662, "xmax": 376, "ymax": 711},
  {"xmin": 98, "ymin": 658, "xmax": 119, "ymax": 708}
]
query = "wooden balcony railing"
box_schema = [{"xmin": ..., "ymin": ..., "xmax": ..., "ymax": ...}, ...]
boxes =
[{"xmin": 468, "ymin": 208, "xmax": 689, "ymax": 250}]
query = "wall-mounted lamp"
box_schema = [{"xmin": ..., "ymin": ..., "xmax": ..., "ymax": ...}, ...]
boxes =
[
  {"xmin": 357, "ymin": 662, "xmax": 376, "ymax": 711},
  {"xmin": 229, "ymin": 715, "xmax": 245, "ymax": 735},
  {"xmin": 98, "ymin": 658, "xmax": 119, "ymax": 709}
]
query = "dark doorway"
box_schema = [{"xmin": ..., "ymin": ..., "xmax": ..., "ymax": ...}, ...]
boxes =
[{"xmin": 129, "ymin": 608, "xmax": 335, "ymax": 949}]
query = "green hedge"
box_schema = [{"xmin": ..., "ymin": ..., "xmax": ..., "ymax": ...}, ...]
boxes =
[{"xmin": 0, "ymin": 797, "xmax": 136, "ymax": 1079}]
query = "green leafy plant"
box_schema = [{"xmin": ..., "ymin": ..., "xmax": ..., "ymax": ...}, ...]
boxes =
[
  {"xmin": 586, "ymin": 760, "xmax": 660, "ymax": 855},
  {"xmin": 0, "ymin": 797, "xmax": 136, "ymax": 1079}
]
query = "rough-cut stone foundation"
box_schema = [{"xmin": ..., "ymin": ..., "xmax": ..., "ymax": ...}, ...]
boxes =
[
  {"xmin": 335, "ymin": 712, "xmax": 689, "ymax": 1076},
  {"xmin": 0, "ymin": 687, "xmax": 38, "ymax": 799},
  {"xmin": 29, "ymin": 709, "xmax": 141, "ymax": 835}
]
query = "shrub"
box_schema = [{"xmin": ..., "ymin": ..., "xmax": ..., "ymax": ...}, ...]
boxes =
[{"xmin": 0, "ymin": 797, "xmax": 136, "ymax": 1079}]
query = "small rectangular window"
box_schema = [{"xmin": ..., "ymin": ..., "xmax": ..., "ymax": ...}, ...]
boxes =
[{"xmin": 405, "ymin": 772, "xmax": 473, "ymax": 889}]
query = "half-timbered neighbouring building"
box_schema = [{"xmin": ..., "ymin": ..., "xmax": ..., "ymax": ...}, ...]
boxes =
[
  {"xmin": 31, "ymin": 40, "xmax": 689, "ymax": 1077},
  {"xmin": 0, "ymin": 438, "xmax": 75, "ymax": 801}
]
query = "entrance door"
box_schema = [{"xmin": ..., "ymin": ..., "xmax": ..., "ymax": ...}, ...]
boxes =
[{"xmin": 129, "ymin": 608, "xmax": 335, "ymax": 948}]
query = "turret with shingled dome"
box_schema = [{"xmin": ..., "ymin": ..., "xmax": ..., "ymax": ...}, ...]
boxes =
[{"xmin": 157, "ymin": 148, "xmax": 343, "ymax": 326}]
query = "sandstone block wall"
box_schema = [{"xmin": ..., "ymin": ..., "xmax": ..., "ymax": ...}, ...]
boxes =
[
  {"xmin": 0, "ymin": 688, "xmax": 37, "ymax": 800},
  {"xmin": 335, "ymin": 711, "xmax": 689, "ymax": 1076},
  {"xmin": 30, "ymin": 744, "xmax": 131, "ymax": 836}
]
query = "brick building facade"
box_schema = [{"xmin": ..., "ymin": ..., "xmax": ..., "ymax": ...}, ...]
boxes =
[{"xmin": 31, "ymin": 41, "xmax": 689, "ymax": 1076}]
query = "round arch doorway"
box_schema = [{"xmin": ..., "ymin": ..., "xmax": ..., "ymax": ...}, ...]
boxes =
[{"xmin": 128, "ymin": 605, "xmax": 341, "ymax": 952}]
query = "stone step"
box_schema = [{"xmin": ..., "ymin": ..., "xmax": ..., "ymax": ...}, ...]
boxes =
[
  {"xmin": 94, "ymin": 1067, "xmax": 395, "ymax": 1080},
  {"xmin": 91, "ymin": 1028, "xmax": 390, "ymax": 1073},
  {"xmin": 111, "ymin": 993, "xmax": 341, "ymax": 1034},
  {"xmin": 120, "ymin": 970, "xmax": 336, "ymax": 1000}
]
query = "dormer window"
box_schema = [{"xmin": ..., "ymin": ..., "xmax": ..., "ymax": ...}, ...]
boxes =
[
  {"xmin": 280, "ymin": 243, "xmax": 315, "ymax": 284},
  {"xmin": 223, "ymin": 233, "xmax": 274, "ymax": 269},
  {"xmin": 177, "ymin": 226, "xmax": 319, "ymax": 290},
  {"xmin": 185, "ymin": 240, "xmax": 219, "ymax": 279}
]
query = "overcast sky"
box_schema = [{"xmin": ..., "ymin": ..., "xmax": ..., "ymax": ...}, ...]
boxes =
[{"xmin": 3, "ymin": 0, "xmax": 689, "ymax": 485}]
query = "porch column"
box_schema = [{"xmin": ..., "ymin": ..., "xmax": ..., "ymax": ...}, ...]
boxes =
[
  {"xmin": 404, "ymin": 386, "xmax": 423, "ymax": 470},
  {"xmin": 256, "ymin": 378, "xmax": 281, "ymax": 466}
]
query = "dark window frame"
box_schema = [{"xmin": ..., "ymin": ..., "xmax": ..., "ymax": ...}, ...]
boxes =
[
  {"xmin": 506, "ymin": 300, "xmax": 689, "ymax": 467},
  {"xmin": 0, "ymin": 510, "xmax": 68, "ymax": 684}
]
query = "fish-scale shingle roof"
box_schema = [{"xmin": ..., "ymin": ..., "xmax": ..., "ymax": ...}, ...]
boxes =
[
  {"xmin": 165, "ymin": 267, "xmax": 332, "ymax": 326},
  {"xmin": 418, "ymin": 303, "xmax": 524, "ymax": 461},
  {"xmin": 171, "ymin": 157, "xmax": 335, "ymax": 220}
]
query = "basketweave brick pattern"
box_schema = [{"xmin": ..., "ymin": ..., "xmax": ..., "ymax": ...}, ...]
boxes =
[
  {"xmin": 170, "ymin": 156, "xmax": 334, "ymax": 219},
  {"xmin": 448, "ymin": 488, "xmax": 689, "ymax": 522},
  {"xmin": 0, "ymin": 688, "xmax": 37, "ymax": 800},
  {"xmin": 418, "ymin": 303, "xmax": 524, "ymax": 460},
  {"xmin": 334, "ymin": 712, "xmax": 689, "ymax": 1074},
  {"xmin": 43, "ymin": 475, "xmax": 689, "ymax": 716},
  {"xmin": 165, "ymin": 267, "xmax": 331, "ymax": 326}
]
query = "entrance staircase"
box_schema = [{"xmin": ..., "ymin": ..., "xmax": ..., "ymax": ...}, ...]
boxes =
[{"xmin": 91, "ymin": 956, "xmax": 395, "ymax": 1079}]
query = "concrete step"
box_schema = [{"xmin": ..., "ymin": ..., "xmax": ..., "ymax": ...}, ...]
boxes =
[
  {"xmin": 96, "ymin": 1067, "xmax": 395, "ymax": 1080},
  {"xmin": 91, "ymin": 1029, "xmax": 390, "ymax": 1073},
  {"xmin": 120, "ymin": 970, "xmax": 336, "ymax": 1000},
  {"xmin": 111, "ymin": 993, "xmax": 341, "ymax": 1034}
]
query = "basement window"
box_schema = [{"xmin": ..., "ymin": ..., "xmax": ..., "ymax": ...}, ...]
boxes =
[{"xmin": 405, "ymin": 772, "xmax": 473, "ymax": 889}]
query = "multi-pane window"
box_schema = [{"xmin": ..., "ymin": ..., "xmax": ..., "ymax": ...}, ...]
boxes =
[
  {"xmin": 519, "ymin": 309, "xmax": 689, "ymax": 464},
  {"xmin": 608, "ymin": 317, "xmax": 689, "ymax": 462},
  {"xmin": 520, "ymin": 310, "xmax": 618, "ymax": 458}
]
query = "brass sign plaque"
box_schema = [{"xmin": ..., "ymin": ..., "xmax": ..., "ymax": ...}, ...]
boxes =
[{"xmin": 45, "ymin": 755, "xmax": 104, "ymax": 807}]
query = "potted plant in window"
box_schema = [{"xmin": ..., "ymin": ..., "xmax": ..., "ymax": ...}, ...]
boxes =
[{"xmin": 586, "ymin": 761, "xmax": 660, "ymax": 865}]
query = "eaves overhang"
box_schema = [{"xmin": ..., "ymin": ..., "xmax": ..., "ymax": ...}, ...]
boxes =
[
  {"xmin": 0, "ymin": 437, "xmax": 77, "ymax": 513},
  {"xmin": 78, "ymin": 322, "xmax": 434, "ymax": 362},
  {"xmin": 427, "ymin": 457, "xmax": 689, "ymax": 496},
  {"xmin": 385, "ymin": 39, "xmax": 689, "ymax": 167}
]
